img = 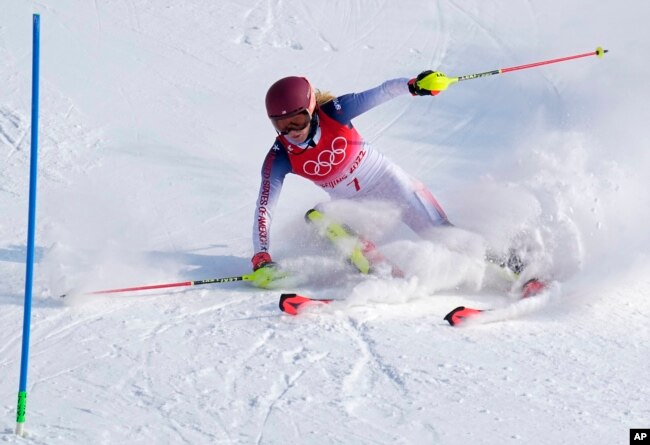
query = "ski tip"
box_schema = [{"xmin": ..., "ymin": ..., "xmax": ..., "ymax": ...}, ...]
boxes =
[
  {"xmin": 304, "ymin": 208, "xmax": 319, "ymax": 222},
  {"xmin": 521, "ymin": 278, "xmax": 547, "ymax": 299},
  {"xmin": 444, "ymin": 306, "xmax": 483, "ymax": 327},
  {"xmin": 279, "ymin": 293, "xmax": 302, "ymax": 315},
  {"xmin": 279, "ymin": 293, "xmax": 332, "ymax": 315}
]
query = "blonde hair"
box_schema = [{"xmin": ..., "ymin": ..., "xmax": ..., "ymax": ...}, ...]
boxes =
[{"xmin": 315, "ymin": 89, "xmax": 336, "ymax": 106}]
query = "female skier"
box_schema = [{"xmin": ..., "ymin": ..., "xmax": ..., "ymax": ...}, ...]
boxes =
[
  {"xmin": 249, "ymin": 72, "xmax": 546, "ymax": 320},
  {"xmin": 250, "ymin": 71, "xmax": 454, "ymax": 279}
]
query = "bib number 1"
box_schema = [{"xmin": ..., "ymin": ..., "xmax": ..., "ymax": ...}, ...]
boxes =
[{"xmin": 347, "ymin": 177, "xmax": 361, "ymax": 192}]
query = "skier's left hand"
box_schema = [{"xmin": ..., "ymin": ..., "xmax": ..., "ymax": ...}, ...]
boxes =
[{"xmin": 408, "ymin": 70, "xmax": 448, "ymax": 96}]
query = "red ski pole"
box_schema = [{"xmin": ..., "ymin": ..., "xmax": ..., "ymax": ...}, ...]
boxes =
[
  {"xmin": 59, "ymin": 274, "xmax": 253, "ymax": 298},
  {"xmin": 458, "ymin": 46, "xmax": 608, "ymax": 81},
  {"xmin": 415, "ymin": 46, "xmax": 608, "ymax": 93}
]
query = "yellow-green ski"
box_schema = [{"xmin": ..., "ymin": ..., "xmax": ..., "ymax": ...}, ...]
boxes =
[{"xmin": 305, "ymin": 209, "xmax": 371, "ymax": 274}]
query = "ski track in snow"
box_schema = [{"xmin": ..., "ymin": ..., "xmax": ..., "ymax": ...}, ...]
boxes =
[
  {"xmin": 0, "ymin": 108, "xmax": 26, "ymax": 152},
  {"xmin": 342, "ymin": 316, "xmax": 407, "ymax": 395}
]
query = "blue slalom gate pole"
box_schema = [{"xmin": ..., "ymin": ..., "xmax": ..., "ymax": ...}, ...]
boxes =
[{"xmin": 16, "ymin": 13, "xmax": 40, "ymax": 437}]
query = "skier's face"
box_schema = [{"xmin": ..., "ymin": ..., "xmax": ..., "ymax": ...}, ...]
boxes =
[
  {"xmin": 273, "ymin": 111, "xmax": 311, "ymax": 143},
  {"xmin": 284, "ymin": 124, "xmax": 311, "ymax": 144}
]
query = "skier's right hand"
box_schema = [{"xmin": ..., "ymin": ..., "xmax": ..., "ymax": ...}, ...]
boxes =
[
  {"xmin": 252, "ymin": 251, "xmax": 273, "ymax": 270},
  {"xmin": 250, "ymin": 252, "xmax": 287, "ymax": 288}
]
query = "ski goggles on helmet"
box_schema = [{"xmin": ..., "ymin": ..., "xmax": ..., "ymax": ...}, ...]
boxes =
[{"xmin": 272, "ymin": 111, "xmax": 311, "ymax": 135}]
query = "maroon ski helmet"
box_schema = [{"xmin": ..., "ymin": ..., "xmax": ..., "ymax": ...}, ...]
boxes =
[{"xmin": 265, "ymin": 76, "xmax": 316, "ymax": 120}]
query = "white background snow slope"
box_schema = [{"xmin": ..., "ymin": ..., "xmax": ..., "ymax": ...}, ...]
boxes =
[{"xmin": 2, "ymin": 1, "xmax": 650, "ymax": 444}]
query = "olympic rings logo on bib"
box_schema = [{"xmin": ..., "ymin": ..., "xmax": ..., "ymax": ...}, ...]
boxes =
[{"xmin": 302, "ymin": 136, "xmax": 347, "ymax": 177}]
